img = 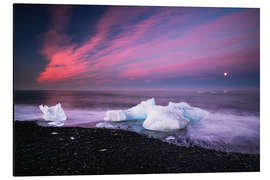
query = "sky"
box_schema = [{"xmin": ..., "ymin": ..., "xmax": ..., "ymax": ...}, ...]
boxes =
[{"xmin": 14, "ymin": 4, "xmax": 260, "ymax": 90}]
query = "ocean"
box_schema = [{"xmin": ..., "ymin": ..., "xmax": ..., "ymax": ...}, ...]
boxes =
[{"xmin": 14, "ymin": 89, "xmax": 260, "ymax": 154}]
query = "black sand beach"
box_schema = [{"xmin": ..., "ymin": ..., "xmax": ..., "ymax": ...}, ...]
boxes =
[{"xmin": 14, "ymin": 121, "xmax": 259, "ymax": 176}]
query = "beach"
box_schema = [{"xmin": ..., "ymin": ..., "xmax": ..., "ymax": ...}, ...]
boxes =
[
  {"xmin": 14, "ymin": 121, "xmax": 259, "ymax": 176},
  {"xmin": 13, "ymin": 4, "xmax": 261, "ymax": 177}
]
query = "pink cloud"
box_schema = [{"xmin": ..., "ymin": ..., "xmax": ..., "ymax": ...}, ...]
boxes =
[
  {"xmin": 37, "ymin": 7, "xmax": 259, "ymax": 86},
  {"xmin": 37, "ymin": 6, "xmax": 150, "ymax": 83}
]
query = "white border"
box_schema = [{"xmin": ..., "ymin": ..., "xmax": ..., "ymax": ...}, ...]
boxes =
[
  {"xmin": 8, "ymin": 0, "xmax": 264, "ymax": 8},
  {"xmin": 1, "ymin": 0, "xmax": 270, "ymax": 179}
]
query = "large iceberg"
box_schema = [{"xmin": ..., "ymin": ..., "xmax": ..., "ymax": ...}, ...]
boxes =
[
  {"xmin": 102, "ymin": 98, "xmax": 209, "ymax": 132},
  {"xmin": 39, "ymin": 103, "xmax": 67, "ymax": 126},
  {"xmin": 104, "ymin": 98, "xmax": 155, "ymax": 121}
]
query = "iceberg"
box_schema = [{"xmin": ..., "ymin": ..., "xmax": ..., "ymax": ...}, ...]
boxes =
[
  {"xmin": 39, "ymin": 103, "xmax": 67, "ymax": 126},
  {"xmin": 102, "ymin": 98, "xmax": 209, "ymax": 132},
  {"xmin": 104, "ymin": 98, "xmax": 155, "ymax": 121},
  {"xmin": 142, "ymin": 105, "xmax": 190, "ymax": 132},
  {"xmin": 168, "ymin": 102, "xmax": 209, "ymax": 122}
]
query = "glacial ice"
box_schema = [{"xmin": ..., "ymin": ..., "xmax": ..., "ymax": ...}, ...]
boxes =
[
  {"xmin": 142, "ymin": 105, "xmax": 190, "ymax": 132},
  {"xmin": 168, "ymin": 102, "xmax": 209, "ymax": 122},
  {"xmin": 104, "ymin": 98, "xmax": 155, "ymax": 121},
  {"xmin": 165, "ymin": 136, "xmax": 176, "ymax": 141},
  {"xmin": 96, "ymin": 122, "xmax": 116, "ymax": 129},
  {"xmin": 39, "ymin": 103, "xmax": 67, "ymax": 126},
  {"xmin": 101, "ymin": 98, "xmax": 209, "ymax": 132}
]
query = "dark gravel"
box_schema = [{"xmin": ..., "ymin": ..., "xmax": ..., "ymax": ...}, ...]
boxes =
[{"xmin": 14, "ymin": 121, "xmax": 259, "ymax": 176}]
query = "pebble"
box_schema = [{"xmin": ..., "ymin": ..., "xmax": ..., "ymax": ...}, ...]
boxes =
[{"xmin": 166, "ymin": 136, "xmax": 175, "ymax": 141}]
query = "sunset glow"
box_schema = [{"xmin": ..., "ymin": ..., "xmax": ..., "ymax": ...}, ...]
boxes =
[{"xmin": 14, "ymin": 5, "xmax": 260, "ymax": 90}]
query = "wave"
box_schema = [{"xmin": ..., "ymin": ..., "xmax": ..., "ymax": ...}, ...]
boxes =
[
  {"xmin": 14, "ymin": 103, "xmax": 259, "ymax": 154},
  {"xmin": 14, "ymin": 105, "xmax": 105, "ymax": 127}
]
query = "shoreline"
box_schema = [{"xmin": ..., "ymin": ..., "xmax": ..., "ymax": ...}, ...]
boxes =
[{"xmin": 14, "ymin": 121, "xmax": 260, "ymax": 176}]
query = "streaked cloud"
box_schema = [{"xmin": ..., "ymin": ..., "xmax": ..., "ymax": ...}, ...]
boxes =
[{"xmin": 37, "ymin": 6, "xmax": 259, "ymax": 88}]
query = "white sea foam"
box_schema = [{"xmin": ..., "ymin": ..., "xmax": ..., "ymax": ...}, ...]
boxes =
[
  {"xmin": 184, "ymin": 112, "xmax": 260, "ymax": 153},
  {"xmin": 14, "ymin": 105, "xmax": 43, "ymax": 121}
]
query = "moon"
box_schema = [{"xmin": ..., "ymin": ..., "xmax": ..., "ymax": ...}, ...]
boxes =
[{"xmin": 224, "ymin": 72, "xmax": 228, "ymax": 77}]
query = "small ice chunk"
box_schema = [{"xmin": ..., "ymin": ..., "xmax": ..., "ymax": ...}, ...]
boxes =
[
  {"xmin": 104, "ymin": 110, "xmax": 126, "ymax": 122},
  {"xmin": 104, "ymin": 98, "xmax": 155, "ymax": 122},
  {"xmin": 70, "ymin": 137, "xmax": 75, "ymax": 140},
  {"xmin": 99, "ymin": 148, "xmax": 107, "ymax": 152},
  {"xmin": 51, "ymin": 132, "xmax": 58, "ymax": 135},
  {"xmin": 142, "ymin": 105, "xmax": 189, "ymax": 132},
  {"xmin": 165, "ymin": 136, "xmax": 175, "ymax": 141},
  {"xmin": 96, "ymin": 122, "xmax": 115, "ymax": 129},
  {"xmin": 39, "ymin": 103, "xmax": 67, "ymax": 126},
  {"xmin": 48, "ymin": 121, "xmax": 65, "ymax": 127}
]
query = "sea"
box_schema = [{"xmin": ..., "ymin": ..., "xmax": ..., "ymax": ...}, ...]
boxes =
[{"xmin": 14, "ymin": 89, "xmax": 260, "ymax": 154}]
